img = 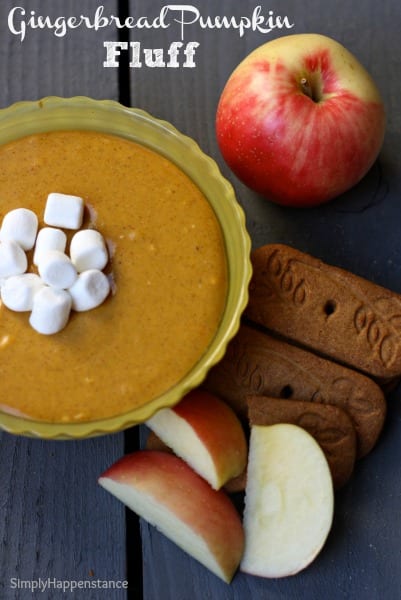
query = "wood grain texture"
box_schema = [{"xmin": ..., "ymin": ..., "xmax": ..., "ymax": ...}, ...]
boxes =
[
  {"xmin": 0, "ymin": 1, "xmax": 128, "ymax": 599},
  {"xmin": 130, "ymin": 1, "xmax": 401, "ymax": 599},
  {"xmin": 0, "ymin": 436, "xmax": 128, "ymax": 600},
  {"xmin": 0, "ymin": 0, "xmax": 120, "ymax": 106}
]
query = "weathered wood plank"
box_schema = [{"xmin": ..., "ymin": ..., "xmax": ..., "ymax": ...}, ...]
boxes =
[
  {"xmin": 129, "ymin": 0, "xmax": 401, "ymax": 598},
  {"xmin": 0, "ymin": 1, "xmax": 129, "ymax": 599},
  {"xmin": 0, "ymin": 0, "xmax": 121, "ymax": 105}
]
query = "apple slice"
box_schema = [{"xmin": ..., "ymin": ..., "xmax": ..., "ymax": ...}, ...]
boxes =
[
  {"xmin": 241, "ymin": 423, "xmax": 334, "ymax": 578},
  {"xmin": 99, "ymin": 451, "xmax": 244, "ymax": 583},
  {"xmin": 146, "ymin": 390, "xmax": 247, "ymax": 490},
  {"xmin": 145, "ymin": 430, "xmax": 247, "ymax": 493}
]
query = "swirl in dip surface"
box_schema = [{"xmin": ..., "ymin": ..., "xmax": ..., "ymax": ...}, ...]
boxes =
[{"xmin": 0, "ymin": 130, "xmax": 228, "ymax": 422}]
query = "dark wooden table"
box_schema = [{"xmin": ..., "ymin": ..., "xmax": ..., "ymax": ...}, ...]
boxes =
[{"xmin": 1, "ymin": 1, "xmax": 401, "ymax": 598}]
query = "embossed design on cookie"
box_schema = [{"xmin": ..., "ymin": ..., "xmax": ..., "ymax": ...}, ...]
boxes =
[
  {"xmin": 311, "ymin": 390, "xmax": 326, "ymax": 404},
  {"xmin": 236, "ymin": 351, "xmax": 264, "ymax": 393},
  {"xmin": 254, "ymin": 246, "xmax": 401, "ymax": 371},
  {"xmin": 267, "ymin": 249, "xmax": 307, "ymax": 306},
  {"xmin": 251, "ymin": 248, "xmax": 307, "ymax": 306},
  {"xmin": 330, "ymin": 377, "xmax": 378, "ymax": 418},
  {"xmin": 353, "ymin": 297, "xmax": 401, "ymax": 368},
  {"xmin": 217, "ymin": 337, "xmax": 324, "ymax": 404},
  {"xmin": 297, "ymin": 412, "xmax": 347, "ymax": 447}
]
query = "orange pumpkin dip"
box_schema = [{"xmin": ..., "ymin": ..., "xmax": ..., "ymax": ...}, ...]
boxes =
[{"xmin": 0, "ymin": 130, "xmax": 228, "ymax": 422}]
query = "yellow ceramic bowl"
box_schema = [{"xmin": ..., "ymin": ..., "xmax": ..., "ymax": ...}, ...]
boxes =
[{"xmin": 0, "ymin": 96, "xmax": 251, "ymax": 439}]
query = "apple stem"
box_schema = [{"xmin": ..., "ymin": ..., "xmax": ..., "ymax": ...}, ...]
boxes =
[{"xmin": 300, "ymin": 77, "xmax": 314, "ymax": 101}]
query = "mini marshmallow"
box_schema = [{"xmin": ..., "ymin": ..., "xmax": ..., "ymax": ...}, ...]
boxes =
[
  {"xmin": 70, "ymin": 229, "xmax": 109, "ymax": 272},
  {"xmin": 69, "ymin": 269, "xmax": 110, "ymax": 312},
  {"xmin": 29, "ymin": 287, "xmax": 72, "ymax": 335},
  {"xmin": 0, "ymin": 208, "xmax": 38, "ymax": 250},
  {"xmin": 33, "ymin": 227, "xmax": 67, "ymax": 266},
  {"xmin": 44, "ymin": 193, "xmax": 84, "ymax": 230},
  {"xmin": 1, "ymin": 273, "xmax": 45, "ymax": 312},
  {"xmin": 38, "ymin": 250, "xmax": 77, "ymax": 289},
  {"xmin": 0, "ymin": 240, "xmax": 27, "ymax": 278}
]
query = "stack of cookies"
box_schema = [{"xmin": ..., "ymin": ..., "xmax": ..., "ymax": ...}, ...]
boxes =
[{"xmin": 204, "ymin": 243, "xmax": 401, "ymax": 489}]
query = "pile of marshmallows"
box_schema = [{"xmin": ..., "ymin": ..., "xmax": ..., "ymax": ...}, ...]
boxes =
[{"xmin": 0, "ymin": 193, "xmax": 111, "ymax": 335}]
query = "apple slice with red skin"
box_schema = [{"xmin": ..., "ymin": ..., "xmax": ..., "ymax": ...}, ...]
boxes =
[
  {"xmin": 145, "ymin": 430, "xmax": 247, "ymax": 493},
  {"xmin": 146, "ymin": 390, "xmax": 247, "ymax": 490},
  {"xmin": 99, "ymin": 450, "xmax": 244, "ymax": 583},
  {"xmin": 216, "ymin": 33, "xmax": 385, "ymax": 207},
  {"xmin": 241, "ymin": 423, "xmax": 334, "ymax": 578}
]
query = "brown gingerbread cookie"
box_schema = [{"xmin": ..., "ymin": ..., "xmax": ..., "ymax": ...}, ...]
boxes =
[
  {"xmin": 245, "ymin": 243, "xmax": 401, "ymax": 379},
  {"xmin": 203, "ymin": 324, "xmax": 386, "ymax": 458},
  {"xmin": 247, "ymin": 395, "xmax": 356, "ymax": 489}
]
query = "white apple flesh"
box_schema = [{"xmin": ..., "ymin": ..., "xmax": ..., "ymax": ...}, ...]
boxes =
[
  {"xmin": 145, "ymin": 430, "xmax": 248, "ymax": 493},
  {"xmin": 216, "ymin": 33, "xmax": 385, "ymax": 207},
  {"xmin": 241, "ymin": 423, "xmax": 334, "ymax": 578},
  {"xmin": 99, "ymin": 450, "xmax": 244, "ymax": 583},
  {"xmin": 146, "ymin": 390, "xmax": 247, "ymax": 489}
]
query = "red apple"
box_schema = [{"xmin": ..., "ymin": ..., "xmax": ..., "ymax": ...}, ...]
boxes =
[
  {"xmin": 216, "ymin": 33, "xmax": 385, "ymax": 207},
  {"xmin": 146, "ymin": 390, "xmax": 247, "ymax": 489},
  {"xmin": 99, "ymin": 451, "xmax": 244, "ymax": 583}
]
